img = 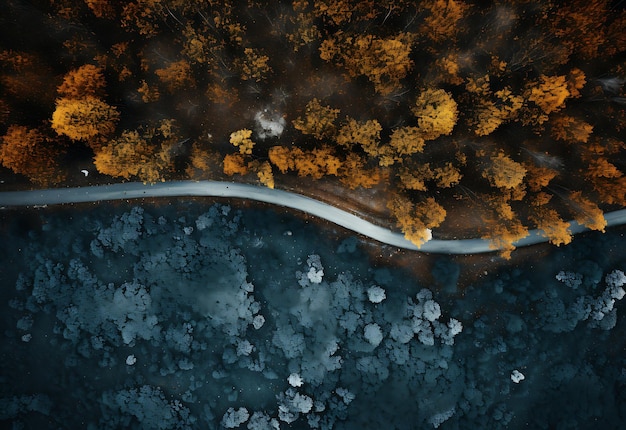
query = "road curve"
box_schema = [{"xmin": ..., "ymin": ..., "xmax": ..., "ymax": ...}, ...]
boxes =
[{"xmin": 1, "ymin": 181, "xmax": 625, "ymax": 254}]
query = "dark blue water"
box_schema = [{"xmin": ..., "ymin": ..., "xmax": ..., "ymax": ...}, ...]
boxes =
[{"xmin": 1, "ymin": 201, "xmax": 625, "ymax": 429}]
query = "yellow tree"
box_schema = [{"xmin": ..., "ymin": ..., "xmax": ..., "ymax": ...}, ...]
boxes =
[
  {"xmin": 335, "ymin": 117, "xmax": 382, "ymax": 154},
  {"xmin": 525, "ymin": 75, "xmax": 570, "ymax": 115},
  {"xmin": 286, "ymin": 0, "xmax": 320, "ymax": 51},
  {"xmin": 269, "ymin": 145, "xmax": 342, "ymax": 179},
  {"xmin": 523, "ymin": 163, "xmax": 558, "ymax": 192},
  {"xmin": 313, "ymin": 0, "xmax": 377, "ymax": 25},
  {"xmin": 412, "ymin": 88, "xmax": 458, "ymax": 140},
  {"xmin": 568, "ymin": 191, "xmax": 607, "ymax": 232},
  {"xmin": 223, "ymin": 153, "xmax": 250, "ymax": 176},
  {"xmin": 470, "ymin": 99, "xmax": 505, "ymax": 137},
  {"xmin": 581, "ymin": 138, "xmax": 626, "ymax": 205},
  {"xmin": 84, "ymin": 0, "xmax": 116, "ymax": 19},
  {"xmin": 121, "ymin": 0, "xmax": 161, "ymax": 37},
  {"xmin": 229, "ymin": 129, "xmax": 255, "ymax": 155},
  {"xmin": 465, "ymin": 74, "xmax": 491, "ymax": 96},
  {"xmin": 433, "ymin": 163, "xmax": 462, "ymax": 188},
  {"xmin": 581, "ymin": 137, "xmax": 625, "ymax": 159},
  {"xmin": 586, "ymin": 158, "xmax": 622, "ymax": 179},
  {"xmin": 268, "ymin": 146, "xmax": 295, "ymax": 173},
  {"xmin": 399, "ymin": 164, "xmax": 433, "ymax": 191},
  {"xmin": 57, "ymin": 64, "xmax": 107, "ymax": 98},
  {"xmin": 291, "ymin": 148, "xmax": 320, "ymax": 178},
  {"xmin": 292, "ymin": 98, "xmax": 340, "ymax": 139},
  {"xmin": 294, "ymin": 146, "xmax": 342, "ymax": 178},
  {"xmin": 529, "ymin": 205, "xmax": 572, "ymax": 247},
  {"xmin": 311, "ymin": 146, "xmax": 342, "ymax": 176},
  {"xmin": 548, "ymin": 0, "xmax": 608, "ymax": 60},
  {"xmin": 206, "ymin": 79, "xmax": 239, "ymax": 107},
  {"xmin": 0, "ymin": 125, "xmax": 65, "ymax": 186},
  {"xmin": 592, "ymin": 176, "xmax": 626, "ymax": 206},
  {"xmin": 431, "ymin": 53, "xmax": 464, "ymax": 86},
  {"xmin": 484, "ymin": 219, "xmax": 528, "ymax": 260},
  {"xmin": 339, "ymin": 153, "xmax": 382, "ymax": 189},
  {"xmin": 186, "ymin": 143, "xmax": 217, "ymax": 179},
  {"xmin": 481, "ymin": 153, "xmax": 527, "ymax": 189},
  {"xmin": 319, "ymin": 33, "xmax": 414, "ymax": 95},
  {"xmin": 566, "ymin": 68, "xmax": 587, "ymax": 99},
  {"xmin": 481, "ymin": 197, "xmax": 528, "ymax": 259},
  {"xmin": 182, "ymin": 23, "xmax": 224, "ymax": 65},
  {"xmin": 420, "ymin": 0, "xmax": 469, "ymax": 44},
  {"xmin": 138, "ymin": 80, "xmax": 160, "ymax": 102},
  {"xmin": 93, "ymin": 130, "xmax": 173, "ymax": 183},
  {"xmin": 319, "ymin": 37, "xmax": 341, "ymax": 63},
  {"xmin": 355, "ymin": 34, "xmax": 414, "ymax": 95},
  {"xmin": 585, "ymin": 157, "xmax": 624, "ymax": 203},
  {"xmin": 236, "ymin": 48, "xmax": 271, "ymax": 82},
  {"xmin": 51, "ymin": 96, "xmax": 119, "ymax": 141},
  {"xmin": 550, "ymin": 115, "xmax": 594, "ymax": 143},
  {"xmin": 313, "ymin": 0, "xmax": 355, "ymax": 25},
  {"xmin": 469, "ymin": 88, "xmax": 523, "ymax": 136},
  {"xmin": 389, "ymin": 126, "xmax": 425, "ymax": 157},
  {"xmin": 155, "ymin": 60, "xmax": 196, "ymax": 92},
  {"xmin": 387, "ymin": 194, "xmax": 446, "ymax": 248},
  {"xmin": 254, "ymin": 160, "xmax": 274, "ymax": 189}
]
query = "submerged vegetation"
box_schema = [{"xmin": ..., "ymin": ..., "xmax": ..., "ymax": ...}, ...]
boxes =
[{"xmin": 0, "ymin": 0, "xmax": 625, "ymax": 257}]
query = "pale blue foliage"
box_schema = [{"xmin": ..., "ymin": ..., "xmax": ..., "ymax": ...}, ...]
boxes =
[
  {"xmin": 101, "ymin": 385, "xmax": 194, "ymax": 429},
  {"xmin": 2, "ymin": 202, "xmax": 625, "ymax": 429}
]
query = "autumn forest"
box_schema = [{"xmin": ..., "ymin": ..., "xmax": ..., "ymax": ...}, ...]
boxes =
[{"xmin": 1, "ymin": 0, "xmax": 625, "ymax": 257}]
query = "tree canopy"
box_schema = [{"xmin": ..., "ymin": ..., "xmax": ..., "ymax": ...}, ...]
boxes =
[{"xmin": 1, "ymin": 0, "xmax": 625, "ymax": 258}]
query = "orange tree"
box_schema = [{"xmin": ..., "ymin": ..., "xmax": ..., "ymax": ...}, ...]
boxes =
[
  {"xmin": 51, "ymin": 97, "xmax": 119, "ymax": 141},
  {"xmin": 93, "ymin": 121, "xmax": 178, "ymax": 184},
  {"xmin": 0, "ymin": 125, "xmax": 65, "ymax": 186}
]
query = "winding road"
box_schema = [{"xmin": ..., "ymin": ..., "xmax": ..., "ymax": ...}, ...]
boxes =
[{"xmin": 1, "ymin": 181, "xmax": 625, "ymax": 254}]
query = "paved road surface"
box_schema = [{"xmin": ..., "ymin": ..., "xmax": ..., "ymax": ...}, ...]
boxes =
[{"xmin": 1, "ymin": 181, "xmax": 625, "ymax": 254}]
